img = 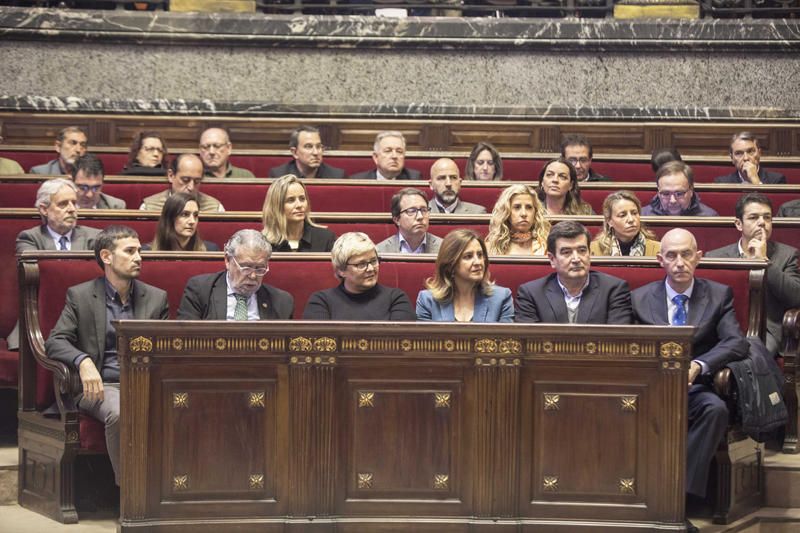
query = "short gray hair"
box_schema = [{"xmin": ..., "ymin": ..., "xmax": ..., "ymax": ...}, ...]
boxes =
[
  {"xmin": 224, "ymin": 229, "xmax": 272, "ymax": 258},
  {"xmin": 730, "ymin": 131, "xmax": 760, "ymax": 152},
  {"xmin": 373, "ymin": 130, "xmax": 406, "ymax": 153},
  {"xmin": 331, "ymin": 232, "xmax": 375, "ymax": 278},
  {"xmin": 35, "ymin": 178, "xmax": 76, "ymax": 209}
]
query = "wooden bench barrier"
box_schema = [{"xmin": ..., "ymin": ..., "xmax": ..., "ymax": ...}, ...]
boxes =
[
  {"xmin": 1, "ymin": 175, "xmax": 799, "ymax": 216},
  {"xmin": 2, "ymin": 149, "xmax": 800, "ymax": 184},
  {"xmin": 17, "ymin": 252, "xmax": 780, "ymax": 526}
]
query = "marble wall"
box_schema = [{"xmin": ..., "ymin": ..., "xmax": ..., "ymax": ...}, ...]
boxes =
[{"xmin": 0, "ymin": 7, "xmax": 798, "ymax": 120}]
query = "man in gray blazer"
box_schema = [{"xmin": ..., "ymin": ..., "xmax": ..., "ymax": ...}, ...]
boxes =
[
  {"xmin": 376, "ymin": 188, "xmax": 442, "ymax": 254},
  {"xmin": 427, "ymin": 158, "xmax": 487, "ymax": 214},
  {"xmin": 706, "ymin": 193, "xmax": 800, "ymax": 356},
  {"xmin": 178, "ymin": 229, "xmax": 294, "ymax": 320},
  {"xmin": 71, "ymin": 153, "xmax": 126, "ymax": 209},
  {"xmin": 515, "ymin": 220, "xmax": 632, "ymax": 324},
  {"xmin": 45, "ymin": 226, "xmax": 169, "ymax": 484},
  {"xmin": 30, "ymin": 126, "xmax": 88, "ymax": 175}
]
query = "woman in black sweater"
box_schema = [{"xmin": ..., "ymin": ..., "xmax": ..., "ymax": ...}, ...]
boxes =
[
  {"xmin": 262, "ymin": 174, "xmax": 336, "ymax": 252},
  {"xmin": 302, "ymin": 232, "xmax": 414, "ymax": 321}
]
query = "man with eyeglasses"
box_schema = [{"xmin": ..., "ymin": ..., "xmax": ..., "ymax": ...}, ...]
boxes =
[
  {"xmin": 714, "ymin": 132, "xmax": 786, "ymax": 185},
  {"xmin": 140, "ymin": 154, "xmax": 225, "ymax": 212},
  {"xmin": 199, "ymin": 127, "xmax": 255, "ymax": 179},
  {"xmin": 31, "ymin": 126, "xmax": 88, "ymax": 175},
  {"xmin": 178, "ymin": 229, "xmax": 294, "ymax": 320},
  {"xmin": 642, "ymin": 161, "xmax": 718, "ymax": 216},
  {"xmin": 560, "ymin": 133, "xmax": 612, "ymax": 183},
  {"xmin": 376, "ymin": 188, "xmax": 442, "ymax": 254},
  {"xmin": 70, "ymin": 153, "xmax": 126, "ymax": 209},
  {"xmin": 303, "ymin": 232, "xmax": 414, "ymax": 320},
  {"xmin": 269, "ymin": 125, "xmax": 346, "ymax": 179},
  {"xmin": 350, "ymin": 131, "xmax": 421, "ymax": 180}
]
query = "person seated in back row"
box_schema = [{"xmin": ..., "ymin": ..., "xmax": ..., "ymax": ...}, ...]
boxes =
[
  {"xmin": 560, "ymin": 133, "xmax": 612, "ymax": 182},
  {"xmin": 199, "ymin": 126, "xmax": 255, "ymax": 178},
  {"xmin": 120, "ymin": 130, "xmax": 169, "ymax": 177},
  {"xmin": 303, "ymin": 232, "xmax": 414, "ymax": 320},
  {"xmin": 535, "ymin": 158, "xmax": 594, "ymax": 215},
  {"xmin": 178, "ymin": 229, "xmax": 294, "ymax": 320},
  {"xmin": 416, "ymin": 229, "xmax": 513, "ymax": 323},
  {"xmin": 268, "ymin": 125, "xmax": 346, "ymax": 179},
  {"xmin": 261, "ymin": 174, "xmax": 336, "ymax": 252},
  {"xmin": 642, "ymin": 161, "xmax": 718, "ymax": 217},
  {"xmin": 143, "ymin": 192, "xmax": 219, "ymax": 252},
  {"xmin": 71, "ymin": 153, "xmax": 126, "ymax": 209},
  {"xmin": 515, "ymin": 220, "xmax": 632, "ymax": 324},
  {"xmin": 714, "ymin": 132, "xmax": 786, "ymax": 185},
  {"xmin": 349, "ymin": 131, "xmax": 421, "ymax": 180},
  {"xmin": 376, "ymin": 188, "xmax": 442, "ymax": 254},
  {"xmin": 140, "ymin": 153, "xmax": 225, "ymax": 212},
  {"xmin": 30, "ymin": 126, "xmax": 88, "ymax": 175}
]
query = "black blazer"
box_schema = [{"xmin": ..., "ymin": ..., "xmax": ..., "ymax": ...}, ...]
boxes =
[
  {"xmin": 269, "ymin": 223, "xmax": 336, "ymax": 253},
  {"xmin": 349, "ymin": 167, "xmax": 421, "ymax": 180},
  {"xmin": 268, "ymin": 160, "xmax": 346, "ymax": 179},
  {"xmin": 713, "ymin": 169, "xmax": 786, "ymax": 184},
  {"xmin": 177, "ymin": 271, "xmax": 294, "ymax": 320}
]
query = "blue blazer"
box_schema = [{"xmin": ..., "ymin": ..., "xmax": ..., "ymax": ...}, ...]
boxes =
[{"xmin": 416, "ymin": 286, "xmax": 514, "ymax": 323}]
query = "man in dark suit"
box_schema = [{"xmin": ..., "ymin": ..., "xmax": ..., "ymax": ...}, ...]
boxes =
[
  {"xmin": 427, "ymin": 158, "xmax": 486, "ymax": 214},
  {"xmin": 71, "ymin": 153, "xmax": 126, "ymax": 209},
  {"xmin": 560, "ymin": 133, "xmax": 612, "ymax": 182},
  {"xmin": 268, "ymin": 125, "xmax": 346, "ymax": 179},
  {"xmin": 632, "ymin": 228, "xmax": 748, "ymax": 526},
  {"xmin": 45, "ymin": 226, "xmax": 169, "ymax": 485},
  {"xmin": 349, "ymin": 131, "xmax": 421, "ymax": 180},
  {"xmin": 706, "ymin": 193, "xmax": 800, "ymax": 356},
  {"xmin": 178, "ymin": 229, "xmax": 294, "ymax": 320},
  {"xmin": 16, "ymin": 178, "xmax": 101, "ymax": 254},
  {"xmin": 714, "ymin": 131, "xmax": 786, "ymax": 185},
  {"xmin": 515, "ymin": 220, "xmax": 632, "ymax": 324}
]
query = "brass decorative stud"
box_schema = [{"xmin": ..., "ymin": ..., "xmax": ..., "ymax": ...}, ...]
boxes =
[
  {"xmin": 475, "ymin": 338, "xmax": 498, "ymax": 353},
  {"xmin": 215, "ymin": 338, "xmax": 227, "ymax": 350},
  {"xmin": 129, "ymin": 336, "xmax": 153, "ymax": 352},
  {"xmin": 313, "ymin": 337, "xmax": 336, "ymax": 352},
  {"xmin": 249, "ymin": 392, "xmax": 265, "ymax": 409},
  {"xmin": 173, "ymin": 392, "xmax": 189, "ymax": 409},
  {"xmin": 621, "ymin": 396, "xmax": 637, "ymax": 412},
  {"xmin": 358, "ymin": 391, "xmax": 374, "ymax": 408},
  {"xmin": 434, "ymin": 392, "xmax": 451, "ymax": 408},
  {"xmin": 290, "ymin": 336, "xmax": 312, "ymax": 352},
  {"xmin": 357, "ymin": 472, "xmax": 373, "ymax": 489},
  {"xmin": 433, "ymin": 474, "xmax": 449, "ymax": 490},
  {"xmin": 249, "ymin": 474, "xmax": 264, "ymax": 489},
  {"xmin": 543, "ymin": 394, "xmax": 560, "ymax": 411},
  {"xmin": 499, "ymin": 339, "xmax": 522, "ymax": 354},
  {"xmin": 629, "ymin": 342, "xmax": 641, "ymax": 356},
  {"xmin": 543, "ymin": 476, "xmax": 558, "ymax": 491},
  {"xmin": 172, "ymin": 337, "xmax": 184, "ymax": 351},
  {"xmin": 660, "ymin": 341, "xmax": 683, "ymax": 358},
  {"xmin": 173, "ymin": 474, "xmax": 188, "ymax": 490},
  {"xmin": 400, "ymin": 339, "xmax": 413, "ymax": 351},
  {"xmin": 585, "ymin": 341, "xmax": 597, "ymax": 354},
  {"xmin": 620, "ymin": 478, "xmax": 635, "ymax": 494}
]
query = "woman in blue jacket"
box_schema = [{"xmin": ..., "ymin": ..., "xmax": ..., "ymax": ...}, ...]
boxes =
[{"xmin": 416, "ymin": 229, "xmax": 513, "ymax": 323}]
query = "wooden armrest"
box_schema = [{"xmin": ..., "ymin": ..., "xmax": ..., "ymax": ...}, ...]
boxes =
[
  {"xmin": 714, "ymin": 367, "xmax": 732, "ymax": 399},
  {"xmin": 782, "ymin": 308, "xmax": 800, "ymax": 357}
]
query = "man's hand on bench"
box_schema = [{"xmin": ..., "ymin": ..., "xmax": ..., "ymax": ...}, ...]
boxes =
[{"xmin": 79, "ymin": 358, "xmax": 104, "ymax": 402}]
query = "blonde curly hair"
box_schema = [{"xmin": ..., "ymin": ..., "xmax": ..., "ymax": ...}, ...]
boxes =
[{"xmin": 486, "ymin": 184, "xmax": 550, "ymax": 255}]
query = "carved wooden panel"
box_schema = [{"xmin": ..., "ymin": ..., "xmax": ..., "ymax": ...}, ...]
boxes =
[
  {"xmin": 161, "ymin": 379, "xmax": 278, "ymax": 501},
  {"xmin": 348, "ymin": 381, "xmax": 460, "ymax": 499}
]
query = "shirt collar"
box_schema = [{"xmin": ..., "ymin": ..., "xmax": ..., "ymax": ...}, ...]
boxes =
[
  {"xmin": 398, "ymin": 232, "xmax": 427, "ymax": 254},
  {"xmin": 556, "ymin": 274, "xmax": 590, "ymax": 299},
  {"xmin": 434, "ymin": 198, "xmax": 458, "ymax": 214},
  {"xmin": 664, "ymin": 278, "xmax": 694, "ymax": 301},
  {"xmin": 46, "ymin": 224, "xmax": 73, "ymax": 242},
  {"xmin": 104, "ymin": 277, "xmax": 133, "ymax": 306}
]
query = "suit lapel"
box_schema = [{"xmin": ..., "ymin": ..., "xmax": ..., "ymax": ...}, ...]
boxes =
[
  {"xmin": 256, "ymin": 286, "xmax": 272, "ymax": 319},
  {"xmin": 92, "ymin": 278, "xmax": 106, "ymax": 358},
  {"xmin": 473, "ymin": 292, "xmax": 488, "ymax": 322},
  {"xmin": 39, "ymin": 225, "xmax": 57, "ymax": 250},
  {"xmin": 576, "ymin": 273, "xmax": 600, "ymax": 323},
  {"xmin": 545, "ymin": 276, "xmax": 569, "ymax": 322},
  {"xmin": 648, "ymin": 281, "xmax": 669, "ymax": 325},
  {"xmin": 210, "ymin": 275, "xmax": 229, "ymax": 320},
  {"xmin": 688, "ymin": 279, "xmax": 711, "ymax": 325}
]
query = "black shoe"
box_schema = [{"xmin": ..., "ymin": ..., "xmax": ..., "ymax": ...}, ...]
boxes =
[{"xmin": 685, "ymin": 518, "xmax": 699, "ymax": 533}]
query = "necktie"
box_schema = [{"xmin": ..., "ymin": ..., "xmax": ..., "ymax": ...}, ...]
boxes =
[
  {"xmin": 234, "ymin": 294, "xmax": 249, "ymax": 321},
  {"xmin": 672, "ymin": 294, "xmax": 688, "ymax": 326},
  {"xmin": 58, "ymin": 235, "xmax": 68, "ymax": 251}
]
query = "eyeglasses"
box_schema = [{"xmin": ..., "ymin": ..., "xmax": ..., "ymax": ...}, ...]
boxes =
[
  {"xmin": 658, "ymin": 190, "xmax": 688, "ymax": 200},
  {"xmin": 199, "ymin": 143, "xmax": 230, "ymax": 152},
  {"xmin": 76, "ymin": 184, "xmax": 101, "ymax": 193},
  {"xmin": 566, "ymin": 157, "xmax": 590, "ymax": 166},
  {"xmin": 229, "ymin": 254, "xmax": 269, "ymax": 276},
  {"xmin": 346, "ymin": 258, "xmax": 379, "ymax": 272},
  {"xmin": 400, "ymin": 206, "xmax": 430, "ymax": 217}
]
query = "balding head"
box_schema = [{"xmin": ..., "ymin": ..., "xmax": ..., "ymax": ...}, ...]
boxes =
[
  {"xmin": 429, "ymin": 158, "xmax": 462, "ymax": 207},
  {"xmin": 657, "ymin": 228, "xmax": 702, "ymax": 292}
]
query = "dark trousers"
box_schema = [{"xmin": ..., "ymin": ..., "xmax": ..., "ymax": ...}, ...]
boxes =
[{"xmin": 687, "ymin": 384, "xmax": 729, "ymax": 497}]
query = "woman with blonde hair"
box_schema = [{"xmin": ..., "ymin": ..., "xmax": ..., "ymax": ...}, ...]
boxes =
[
  {"xmin": 535, "ymin": 157, "xmax": 594, "ymax": 215},
  {"xmin": 591, "ymin": 190, "xmax": 660, "ymax": 256},
  {"xmin": 486, "ymin": 184, "xmax": 550, "ymax": 255},
  {"xmin": 417, "ymin": 229, "xmax": 513, "ymax": 322},
  {"xmin": 262, "ymin": 174, "xmax": 336, "ymax": 252}
]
